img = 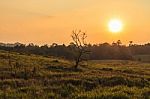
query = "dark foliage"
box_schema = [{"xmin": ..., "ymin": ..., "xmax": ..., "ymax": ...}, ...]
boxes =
[{"xmin": 0, "ymin": 41, "xmax": 149, "ymax": 60}]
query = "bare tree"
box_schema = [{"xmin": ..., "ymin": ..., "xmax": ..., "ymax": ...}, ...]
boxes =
[{"xmin": 71, "ymin": 30, "xmax": 90, "ymax": 68}]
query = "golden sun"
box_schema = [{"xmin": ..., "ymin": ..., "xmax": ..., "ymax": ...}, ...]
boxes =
[{"xmin": 108, "ymin": 19, "xmax": 123, "ymax": 33}]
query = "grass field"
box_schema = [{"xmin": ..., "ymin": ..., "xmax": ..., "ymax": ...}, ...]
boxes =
[
  {"xmin": 133, "ymin": 55, "xmax": 150, "ymax": 62},
  {"xmin": 0, "ymin": 50, "xmax": 149, "ymax": 99}
]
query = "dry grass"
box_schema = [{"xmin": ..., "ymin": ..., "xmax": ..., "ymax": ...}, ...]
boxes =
[{"xmin": 0, "ymin": 50, "xmax": 149, "ymax": 99}]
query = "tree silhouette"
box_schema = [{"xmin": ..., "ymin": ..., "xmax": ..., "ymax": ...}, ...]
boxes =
[
  {"xmin": 117, "ymin": 40, "xmax": 122, "ymax": 46},
  {"xmin": 71, "ymin": 30, "xmax": 90, "ymax": 68},
  {"xmin": 129, "ymin": 41, "xmax": 133, "ymax": 46}
]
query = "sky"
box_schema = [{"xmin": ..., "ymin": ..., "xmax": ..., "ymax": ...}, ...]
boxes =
[{"xmin": 0, "ymin": 0, "xmax": 150, "ymax": 45}]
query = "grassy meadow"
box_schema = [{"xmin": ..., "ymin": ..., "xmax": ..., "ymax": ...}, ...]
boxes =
[{"xmin": 0, "ymin": 50, "xmax": 149, "ymax": 99}]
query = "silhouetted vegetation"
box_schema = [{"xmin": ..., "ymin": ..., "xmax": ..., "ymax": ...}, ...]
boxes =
[{"xmin": 0, "ymin": 41, "xmax": 150, "ymax": 61}]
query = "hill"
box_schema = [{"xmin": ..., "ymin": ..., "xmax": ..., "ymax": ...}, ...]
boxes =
[{"xmin": 0, "ymin": 50, "xmax": 149, "ymax": 98}]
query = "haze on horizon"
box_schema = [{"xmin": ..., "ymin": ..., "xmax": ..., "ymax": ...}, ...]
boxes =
[{"xmin": 0, "ymin": 0, "xmax": 150, "ymax": 45}]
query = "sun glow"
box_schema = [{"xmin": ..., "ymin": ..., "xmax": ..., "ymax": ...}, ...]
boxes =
[{"xmin": 108, "ymin": 19, "xmax": 123, "ymax": 33}]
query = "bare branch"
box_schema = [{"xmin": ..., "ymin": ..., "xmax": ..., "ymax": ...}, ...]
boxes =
[{"xmin": 71, "ymin": 30, "xmax": 90, "ymax": 68}]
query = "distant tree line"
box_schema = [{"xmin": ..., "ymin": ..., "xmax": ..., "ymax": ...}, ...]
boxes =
[{"xmin": 0, "ymin": 41, "xmax": 150, "ymax": 60}]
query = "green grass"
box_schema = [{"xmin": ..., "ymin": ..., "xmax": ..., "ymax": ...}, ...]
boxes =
[
  {"xmin": 134, "ymin": 55, "xmax": 150, "ymax": 62},
  {"xmin": 0, "ymin": 50, "xmax": 149, "ymax": 99}
]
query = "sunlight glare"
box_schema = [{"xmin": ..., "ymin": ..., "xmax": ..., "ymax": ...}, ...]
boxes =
[{"xmin": 108, "ymin": 19, "xmax": 123, "ymax": 33}]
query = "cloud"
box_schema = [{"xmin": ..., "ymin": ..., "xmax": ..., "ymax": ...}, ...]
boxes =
[
  {"xmin": 0, "ymin": 6, "xmax": 54, "ymax": 18},
  {"xmin": 21, "ymin": 9, "xmax": 54, "ymax": 18}
]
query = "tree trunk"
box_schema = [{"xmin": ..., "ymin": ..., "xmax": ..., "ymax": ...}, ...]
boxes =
[
  {"xmin": 74, "ymin": 60, "xmax": 79, "ymax": 68},
  {"xmin": 74, "ymin": 51, "xmax": 82, "ymax": 69}
]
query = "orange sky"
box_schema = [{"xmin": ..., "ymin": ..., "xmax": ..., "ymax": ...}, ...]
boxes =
[{"xmin": 0, "ymin": 0, "xmax": 150, "ymax": 45}]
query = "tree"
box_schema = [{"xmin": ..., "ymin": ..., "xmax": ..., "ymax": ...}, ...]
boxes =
[
  {"xmin": 129, "ymin": 41, "xmax": 133, "ymax": 46},
  {"xmin": 117, "ymin": 40, "xmax": 122, "ymax": 46},
  {"xmin": 71, "ymin": 30, "xmax": 90, "ymax": 68}
]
